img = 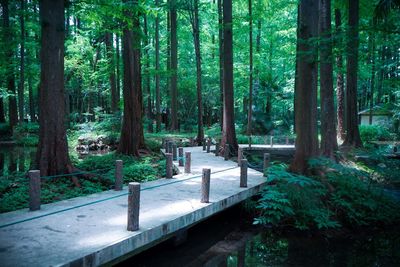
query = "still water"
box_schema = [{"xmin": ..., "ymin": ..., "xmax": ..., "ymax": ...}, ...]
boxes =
[{"xmin": 122, "ymin": 207, "xmax": 400, "ymax": 267}]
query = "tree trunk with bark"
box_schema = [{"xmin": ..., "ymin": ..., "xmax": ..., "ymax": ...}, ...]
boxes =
[
  {"xmin": 319, "ymin": 0, "xmax": 337, "ymax": 158},
  {"xmin": 36, "ymin": 0, "xmax": 73, "ymax": 176},
  {"xmin": 368, "ymin": 20, "xmax": 376, "ymax": 125},
  {"xmin": 343, "ymin": 0, "xmax": 362, "ymax": 147},
  {"xmin": 155, "ymin": 0, "xmax": 161, "ymax": 132},
  {"xmin": 247, "ymin": 0, "xmax": 253, "ymax": 137},
  {"xmin": 334, "ymin": 9, "xmax": 345, "ymax": 141},
  {"xmin": 289, "ymin": 0, "xmax": 319, "ymax": 174},
  {"xmin": 105, "ymin": 32, "xmax": 118, "ymax": 113},
  {"xmin": 144, "ymin": 15, "xmax": 153, "ymax": 132},
  {"xmin": 170, "ymin": 0, "xmax": 178, "ymax": 131},
  {"xmin": 221, "ymin": 0, "xmax": 238, "ymax": 156},
  {"xmin": 218, "ymin": 0, "xmax": 224, "ymax": 130},
  {"xmin": 18, "ymin": 0, "xmax": 25, "ymax": 122}
]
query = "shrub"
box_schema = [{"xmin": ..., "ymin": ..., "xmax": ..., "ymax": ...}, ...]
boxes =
[{"xmin": 359, "ymin": 125, "xmax": 393, "ymax": 143}]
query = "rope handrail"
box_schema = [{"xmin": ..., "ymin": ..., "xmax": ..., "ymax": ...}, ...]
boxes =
[{"xmin": 0, "ymin": 166, "xmax": 239, "ymax": 229}]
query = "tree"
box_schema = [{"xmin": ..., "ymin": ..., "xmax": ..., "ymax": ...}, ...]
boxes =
[
  {"xmin": 290, "ymin": 0, "xmax": 319, "ymax": 174},
  {"xmin": 334, "ymin": 9, "xmax": 345, "ymax": 141},
  {"xmin": 155, "ymin": 0, "xmax": 161, "ymax": 132},
  {"xmin": 105, "ymin": 32, "xmax": 118, "ymax": 113},
  {"xmin": 170, "ymin": 0, "xmax": 179, "ymax": 131},
  {"xmin": 18, "ymin": 0, "xmax": 25, "ymax": 122},
  {"xmin": 117, "ymin": 0, "xmax": 144, "ymax": 156},
  {"xmin": 319, "ymin": 0, "xmax": 337, "ymax": 158},
  {"xmin": 343, "ymin": 0, "xmax": 362, "ymax": 147},
  {"xmin": 2, "ymin": 0, "xmax": 18, "ymax": 129},
  {"xmin": 143, "ymin": 15, "xmax": 153, "ymax": 132},
  {"xmin": 247, "ymin": 0, "xmax": 253, "ymax": 139},
  {"xmin": 218, "ymin": 0, "xmax": 223, "ymax": 130},
  {"xmin": 35, "ymin": 0, "xmax": 73, "ymax": 176},
  {"xmin": 187, "ymin": 0, "xmax": 204, "ymax": 144},
  {"xmin": 220, "ymin": 0, "xmax": 238, "ymax": 156}
]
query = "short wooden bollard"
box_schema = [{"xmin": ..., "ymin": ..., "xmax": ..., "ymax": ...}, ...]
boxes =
[
  {"xmin": 202, "ymin": 139, "xmax": 206, "ymax": 151},
  {"xmin": 263, "ymin": 153, "xmax": 270, "ymax": 176},
  {"xmin": 201, "ymin": 168, "xmax": 211, "ymax": 203},
  {"xmin": 166, "ymin": 153, "xmax": 173, "ymax": 178},
  {"xmin": 240, "ymin": 159, "xmax": 248, "ymax": 188},
  {"xmin": 29, "ymin": 170, "xmax": 41, "ymax": 211},
  {"xmin": 215, "ymin": 142, "xmax": 220, "ymax": 156},
  {"xmin": 115, "ymin": 160, "xmax": 123, "ymax": 191},
  {"xmin": 127, "ymin": 182, "xmax": 140, "ymax": 231},
  {"xmin": 224, "ymin": 144, "xmax": 230, "ymax": 161},
  {"xmin": 178, "ymin": 147, "xmax": 184, "ymax": 166},
  {"xmin": 172, "ymin": 143, "xmax": 177, "ymax": 161},
  {"xmin": 270, "ymin": 136, "xmax": 274, "ymax": 147},
  {"xmin": 237, "ymin": 148, "xmax": 243, "ymax": 166},
  {"xmin": 184, "ymin": 152, "xmax": 191, "ymax": 173},
  {"xmin": 206, "ymin": 139, "xmax": 211, "ymax": 153}
]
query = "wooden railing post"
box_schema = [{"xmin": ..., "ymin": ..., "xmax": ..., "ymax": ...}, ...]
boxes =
[
  {"xmin": 29, "ymin": 170, "xmax": 41, "ymax": 211},
  {"xmin": 215, "ymin": 142, "xmax": 220, "ymax": 156},
  {"xmin": 202, "ymin": 139, "xmax": 206, "ymax": 151},
  {"xmin": 224, "ymin": 144, "xmax": 230, "ymax": 161},
  {"xmin": 206, "ymin": 138, "xmax": 211, "ymax": 153},
  {"xmin": 166, "ymin": 153, "xmax": 173, "ymax": 178},
  {"xmin": 263, "ymin": 153, "xmax": 270, "ymax": 177},
  {"xmin": 172, "ymin": 143, "xmax": 177, "ymax": 161},
  {"xmin": 240, "ymin": 159, "xmax": 248, "ymax": 188},
  {"xmin": 201, "ymin": 168, "xmax": 211, "ymax": 203},
  {"xmin": 237, "ymin": 148, "xmax": 243, "ymax": 166},
  {"xmin": 178, "ymin": 147, "xmax": 184, "ymax": 166},
  {"xmin": 127, "ymin": 182, "xmax": 140, "ymax": 231},
  {"xmin": 270, "ymin": 136, "xmax": 274, "ymax": 147},
  {"xmin": 184, "ymin": 152, "xmax": 191, "ymax": 174},
  {"xmin": 115, "ymin": 160, "xmax": 123, "ymax": 191}
]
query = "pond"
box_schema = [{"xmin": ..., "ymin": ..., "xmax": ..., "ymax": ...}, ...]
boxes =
[{"xmin": 122, "ymin": 206, "xmax": 400, "ymax": 267}]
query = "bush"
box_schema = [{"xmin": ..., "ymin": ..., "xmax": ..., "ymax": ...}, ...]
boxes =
[
  {"xmin": 13, "ymin": 122, "xmax": 40, "ymax": 146},
  {"xmin": 359, "ymin": 125, "xmax": 393, "ymax": 143}
]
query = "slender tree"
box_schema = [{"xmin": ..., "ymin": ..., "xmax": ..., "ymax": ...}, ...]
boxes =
[
  {"xmin": 335, "ymin": 9, "xmax": 345, "ymax": 141},
  {"xmin": 36, "ymin": 0, "xmax": 74, "ymax": 176},
  {"xmin": 144, "ymin": 15, "xmax": 153, "ymax": 132},
  {"xmin": 170, "ymin": 0, "xmax": 179, "ymax": 131},
  {"xmin": 155, "ymin": 0, "xmax": 161, "ymax": 132},
  {"xmin": 290, "ymin": 0, "xmax": 319, "ymax": 174},
  {"xmin": 368, "ymin": 20, "xmax": 376, "ymax": 124},
  {"xmin": 343, "ymin": 0, "xmax": 362, "ymax": 147},
  {"xmin": 319, "ymin": 0, "xmax": 337, "ymax": 158},
  {"xmin": 221, "ymin": 0, "xmax": 238, "ymax": 156},
  {"xmin": 105, "ymin": 32, "xmax": 118, "ymax": 113},
  {"xmin": 218, "ymin": 0, "xmax": 223, "ymax": 130},
  {"xmin": 247, "ymin": 0, "xmax": 253, "ymax": 138},
  {"xmin": 18, "ymin": 0, "xmax": 25, "ymax": 122}
]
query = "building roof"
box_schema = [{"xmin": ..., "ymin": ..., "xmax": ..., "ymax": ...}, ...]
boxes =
[{"xmin": 358, "ymin": 103, "xmax": 396, "ymax": 116}]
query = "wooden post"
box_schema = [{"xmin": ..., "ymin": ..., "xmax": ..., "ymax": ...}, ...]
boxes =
[
  {"xmin": 127, "ymin": 182, "xmax": 140, "ymax": 231},
  {"xmin": 224, "ymin": 144, "xmax": 230, "ymax": 160},
  {"xmin": 248, "ymin": 136, "xmax": 252, "ymax": 148},
  {"xmin": 206, "ymin": 138, "xmax": 211, "ymax": 153},
  {"xmin": 29, "ymin": 170, "xmax": 41, "ymax": 211},
  {"xmin": 115, "ymin": 160, "xmax": 123, "ymax": 191},
  {"xmin": 263, "ymin": 153, "xmax": 270, "ymax": 176},
  {"xmin": 184, "ymin": 152, "xmax": 191, "ymax": 173},
  {"xmin": 286, "ymin": 136, "xmax": 289, "ymax": 145},
  {"xmin": 237, "ymin": 148, "xmax": 243, "ymax": 166},
  {"xmin": 270, "ymin": 136, "xmax": 273, "ymax": 147},
  {"xmin": 215, "ymin": 142, "xmax": 220, "ymax": 156},
  {"xmin": 202, "ymin": 139, "xmax": 206, "ymax": 151},
  {"xmin": 240, "ymin": 159, "xmax": 248, "ymax": 188},
  {"xmin": 201, "ymin": 168, "xmax": 211, "ymax": 203},
  {"xmin": 172, "ymin": 143, "xmax": 177, "ymax": 160},
  {"xmin": 166, "ymin": 153, "xmax": 173, "ymax": 178},
  {"xmin": 178, "ymin": 147, "xmax": 184, "ymax": 166},
  {"xmin": 189, "ymin": 137, "xmax": 194, "ymax": 146}
]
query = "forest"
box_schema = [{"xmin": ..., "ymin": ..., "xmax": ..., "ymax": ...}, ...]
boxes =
[{"xmin": 0, "ymin": 0, "xmax": 400, "ymax": 255}]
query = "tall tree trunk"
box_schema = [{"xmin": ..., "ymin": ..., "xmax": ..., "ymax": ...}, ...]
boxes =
[
  {"xmin": 218, "ymin": 0, "xmax": 224, "ymax": 130},
  {"xmin": 2, "ymin": 0, "xmax": 18, "ymax": 129},
  {"xmin": 144, "ymin": 14, "xmax": 153, "ymax": 132},
  {"xmin": 221, "ymin": 0, "xmax": 238, "ymax": 156},
  {"xmin": 105, "ymin": 32, "xmax": 118, "ymax": 113},
  {"xmin": 343, "ymin": 0, "xmax": 362, "ymax": 147},
  {"xmin": 155, "ymin": 0, "xmax": 161, "ymax": 132},
  {"xmin": 0, "ymin": 98, "xmax": 4, "ymax": 123},
  {"xmin": 334, "ymin": 9, "xmax": 345, "ymax": 141},
  {"xmin": 289, "ymin": 0, "xmax": 319, "ymax": 174},
  {"xmin": 18, "ymin": 0, "xmax": 25, "ymax": 122},
  {"xmin": 36, "ymin": 0, "xmax": 73, "ymax": 176},
  {"xmin": 170, "ymin": 0, "xmax": 178, "ymax": 131},
  {"xmin": 247, "ymin": 0, "xmax": 253, "ymax": 137},
  {"xmin": 319, "ymin": 0, "xmax": 337, "ymax": 158},
  {"xmin": 190, "ymin": 0, "xmax": 204, "ymax": 145},
  {"xmin": 28, "ymin": 76, "xmax": 35, "ymax": 122},
  {"xmin": 117, "ymin": 0, "xmax": 144, "ymax": 156},
  {"xmin": 116, "ymin": 34, "xmax": 121, "ymax": 106},
  {"xmin": 368, "ymin": 21, "xmax": 376, "ymax": 125}
]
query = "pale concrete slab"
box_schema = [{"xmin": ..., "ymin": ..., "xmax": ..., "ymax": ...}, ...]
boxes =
[{"xmin": 0, "ymin": 147, "xmax": 267, "ymax": 267}]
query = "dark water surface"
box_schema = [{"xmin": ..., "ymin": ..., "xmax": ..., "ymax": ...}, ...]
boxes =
[{"xmin": 120, "ymin": 206, "xmax": 400, "ymax": 267}]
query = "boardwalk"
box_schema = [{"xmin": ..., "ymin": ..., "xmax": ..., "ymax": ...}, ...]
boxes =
[{"xmin": 0, "ymin": 146, "xmax": 266, "ymax": 267}]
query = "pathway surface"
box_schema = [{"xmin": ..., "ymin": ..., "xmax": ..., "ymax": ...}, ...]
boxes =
[{"xmin": 0, "ymin": 146, "xmax": 267, "ymax": 267}]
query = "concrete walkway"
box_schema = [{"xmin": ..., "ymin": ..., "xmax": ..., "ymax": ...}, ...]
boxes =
[{"xmin": 0, "ymin": 146, "xmax": 267, "ymax": 267}]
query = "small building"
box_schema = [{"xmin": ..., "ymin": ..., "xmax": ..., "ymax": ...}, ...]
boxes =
[{"xmin": 358, "ymin": 104, "xmax": 394, "ymax": 126}]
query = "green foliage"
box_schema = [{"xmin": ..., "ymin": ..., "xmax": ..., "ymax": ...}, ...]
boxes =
[
  {"xmin": 359, "ymin": 125, "xmax": 394, "ymax": 143},
  {"xmin": 0, "ymin": 123, "xmax": 11, "ymax": 139},
  {"xmin": 255, "ymin": 159, "xmax": 400, "ymax": 230},
  {"xmin": 12, "ymin": 122, "xmax": 40, "ymax": 146}
]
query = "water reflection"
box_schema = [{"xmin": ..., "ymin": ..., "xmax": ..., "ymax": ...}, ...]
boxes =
[{"xmin": 0, "ymin": 146, "xmax": 35, "ymax": 176}]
